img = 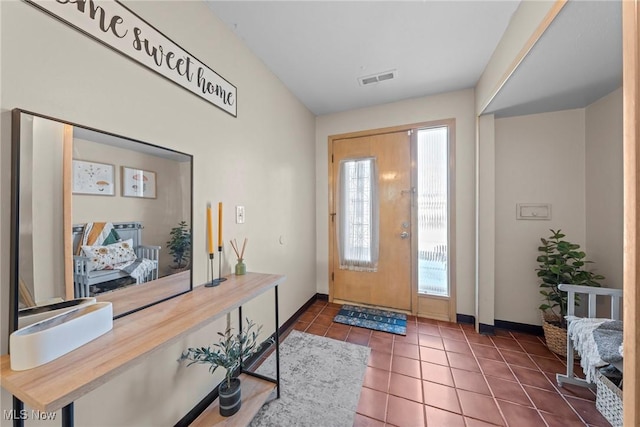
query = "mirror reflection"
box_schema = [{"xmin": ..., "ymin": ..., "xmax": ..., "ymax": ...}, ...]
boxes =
[{"xmin": 14, "ymin": 110, "xmax": 192, "ymax": 320}]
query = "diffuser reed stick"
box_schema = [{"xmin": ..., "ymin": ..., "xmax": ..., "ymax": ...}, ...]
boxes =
[
  {"xmin": 230, "ymin": 238, "xmax": 248, "ymax": 259},
  {"xmin": 230, "ymin": 239, "xmax": 241, "ymax": 259},
  {"xmin": 240, "ymin": 238, "xmax": 247, "ymax": 259}
]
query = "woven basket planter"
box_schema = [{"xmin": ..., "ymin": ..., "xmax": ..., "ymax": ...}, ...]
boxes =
[
  {"xmin": 541, "ymin": 312, "xmax": 578, "ymax": 358},
  {"xmin": 596, "ymin": 371, "xmax": 623, "ymax": 427}
]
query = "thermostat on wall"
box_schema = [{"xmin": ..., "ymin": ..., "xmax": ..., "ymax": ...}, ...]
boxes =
[{"xmin": 516, "ymin": 203, "xmax": 551, "ymax": 220}]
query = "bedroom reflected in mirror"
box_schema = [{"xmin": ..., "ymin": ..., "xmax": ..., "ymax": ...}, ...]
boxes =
[{"xmin": 11, "ymin": 109, "xmax": 193, "ymax": 327}]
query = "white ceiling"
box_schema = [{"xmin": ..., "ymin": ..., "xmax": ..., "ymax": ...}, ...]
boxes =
[
  {"xmin": 206, "ymin": 0, "xmax": 622, "ymax": 118},
  {"xmin": 484, "ymin": 0, "xmax": 622, "ymax": 118}
]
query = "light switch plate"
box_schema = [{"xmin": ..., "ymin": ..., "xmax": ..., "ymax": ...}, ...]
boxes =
[{"xmin": 236, "ymin": 206, "xmax": 245, "ymax": 224}]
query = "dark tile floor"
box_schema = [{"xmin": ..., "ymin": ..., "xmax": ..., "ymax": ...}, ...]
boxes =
[{"xmin": 287, "ymin": 299, "xmax": 611, "ymax": 427}]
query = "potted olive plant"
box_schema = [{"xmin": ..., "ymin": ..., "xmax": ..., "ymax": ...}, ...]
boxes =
[
  {"xmin": 179, "ymin": 319, "xmax": 267, "ymax": 417},
  {"xmin": 167, "ymin": 221, "xmax": 191, "ymax": 272},
  {"xmin": 536, "ymin": 229, "xmax": 604, "ymax": 355}
]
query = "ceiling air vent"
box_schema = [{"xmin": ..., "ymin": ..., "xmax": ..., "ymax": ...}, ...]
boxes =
[{"xmin": 358, "ymin": 69, "xmax": 397, "ymax": 86}]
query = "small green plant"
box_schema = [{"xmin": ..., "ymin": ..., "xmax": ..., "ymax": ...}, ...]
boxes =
[
  {"xmin": 179, "ymin": 319, "xmax": 269, "ymax": 390},
  {"xmin": 167, "ymin": 221, "xmax": 191, "ymax": 269},
  {"xmin": 537, "ymin": 229, "xmax": 604, "ymax": 327}
]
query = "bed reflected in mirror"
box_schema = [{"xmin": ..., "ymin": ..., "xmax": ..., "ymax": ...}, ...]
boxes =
[{"xmin": 11, "ymin": 109, "xmax": 193, "ymax": 323}]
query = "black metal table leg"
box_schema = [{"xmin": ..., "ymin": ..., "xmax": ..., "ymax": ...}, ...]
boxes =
[
  {"xmin": 61, "ymin": 403, "xmax": 73, "ymax": 427},
  {"xmin": 12, "ymin": 396, "xmax": 24, "ymax": 427},
  {"xmin": 238, "ymin": 305, "xmax": 243, "ymax": 373},
  {"xmin": 275, "ymin": 285, "xmax": 280, "ymax": 399}
]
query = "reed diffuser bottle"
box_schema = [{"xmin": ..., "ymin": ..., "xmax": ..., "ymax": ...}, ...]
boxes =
[
  {"xmin": 231, "ymin": 238, "xmax": 247, "ymax": 275},
  {"xmin": 235, "ymin": 258, "xmax": 246, "ymax": 275}
]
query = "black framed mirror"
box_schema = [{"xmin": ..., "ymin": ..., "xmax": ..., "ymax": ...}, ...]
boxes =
[{"xmin": 10, "ymin": 109, "xmax": 193, "ymax": 333}]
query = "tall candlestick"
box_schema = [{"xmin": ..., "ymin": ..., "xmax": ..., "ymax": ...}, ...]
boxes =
[
  {"xmin": 207, "ymin": 205, "xmax": 214, "ymax": 254},
  {"xmin": 207, "ymin": 201, "xmax": 227, "ymax": 287},
  {"xmin": 218, "ymin": 202, "xmax": 223, "ymax": 247}
]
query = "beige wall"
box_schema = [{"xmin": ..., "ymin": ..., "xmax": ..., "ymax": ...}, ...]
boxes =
[
  {"xmin": 493, "ymin": 90, "xmax": 623, "ymax": 326},
  {"xmin": 477, "ymin": 114, "xmax": 496, "ymax": 327},
  {"xmin": 495, "ymin": 109, "xmax": 586, "ymax": 325},
  {"xmin": 1, "ymin": 1, "xmax": 316, "ymax": 425},
  {"xmin": 585, "ymin": 88, "xmax": 624, "ymax": 290},
  {"xmin": 315, "ymin": 89, "xmax": 477, "ymax": 317}
]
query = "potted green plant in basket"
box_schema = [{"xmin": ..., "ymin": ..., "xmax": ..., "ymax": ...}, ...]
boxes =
[
  {"xmin": 167, "ymin": 221, "xmax": 191, "ymax": 272},
  {"xmin": 536, "ymin": 229, "xmax": 604, "ymax": 356},
  {"xmin": 179, "ymin": 319, "xmax": 268, "ymax": 417}
]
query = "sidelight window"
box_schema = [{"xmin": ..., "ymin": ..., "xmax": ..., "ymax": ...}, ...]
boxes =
[{"xmin": 417, "ymin": 127, "xmax": 449, "ymax": 296}]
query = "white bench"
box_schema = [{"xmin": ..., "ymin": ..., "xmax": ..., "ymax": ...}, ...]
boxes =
[
  {"xmin": 72, "ymin": 222, "xmax": 160, "ymax": 298},
  {"xmin": 556, "ymin": 283, "xmax": 623, "ymax": 390}
]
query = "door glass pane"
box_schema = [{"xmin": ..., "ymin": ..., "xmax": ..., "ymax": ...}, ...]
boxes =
[
  {"xmin": 338, "ymin": 158, "xmax": 379, "ymax": 272},
  {"xmin": 417, "ymin": 127, "xmax": 449, "ymax": 296}
]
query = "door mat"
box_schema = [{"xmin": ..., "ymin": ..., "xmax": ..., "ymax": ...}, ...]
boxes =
[{"xmin": 333, "ymin": 304, "xmax": 407, "ymax": 335}]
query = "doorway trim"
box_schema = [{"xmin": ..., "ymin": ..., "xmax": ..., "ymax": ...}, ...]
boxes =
[{"xmin": 623, "ymin": 0, "xmax": 639, "ymax": 423}]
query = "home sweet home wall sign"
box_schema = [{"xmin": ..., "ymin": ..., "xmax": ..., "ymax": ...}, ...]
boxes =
[{"xmin": 25, "ymin": 0, "xmax": 237, "ymax": 117}]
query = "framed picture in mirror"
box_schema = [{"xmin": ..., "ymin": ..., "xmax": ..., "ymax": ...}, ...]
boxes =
[
  {"xmin": 72, "ymin": 159, "xmax": 115, "ymax": 196},
  {"xmin": 122, "ymin": 166, "xmax": 157, "ymax": 199}
]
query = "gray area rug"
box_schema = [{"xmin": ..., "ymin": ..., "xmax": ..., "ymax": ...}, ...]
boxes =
[{"xmin": 250, "ymin": 330, "xmax": 371, "ymax": 427}]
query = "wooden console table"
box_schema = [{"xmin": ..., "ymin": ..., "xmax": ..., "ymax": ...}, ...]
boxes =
[{"xmin": 0, "ymin": 272, "xmax": 285, "ymax": 426}]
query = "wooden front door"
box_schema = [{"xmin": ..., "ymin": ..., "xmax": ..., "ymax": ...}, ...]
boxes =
[{"xmin": 331, "ymin": 131, "xmax": 412, "ymax": 311}]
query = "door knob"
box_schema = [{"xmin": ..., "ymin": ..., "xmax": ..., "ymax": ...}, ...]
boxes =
[{"xmin": 400, "ymin": 231, "xmax": 409, "ymax": 239}]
